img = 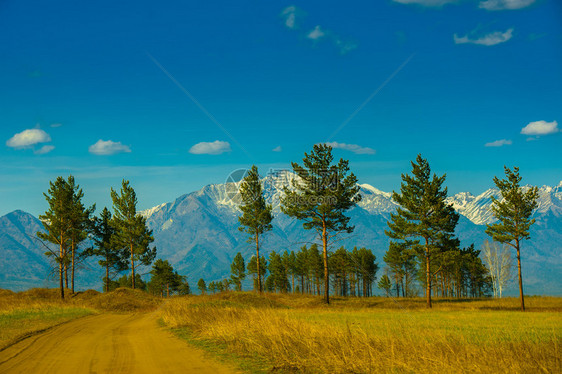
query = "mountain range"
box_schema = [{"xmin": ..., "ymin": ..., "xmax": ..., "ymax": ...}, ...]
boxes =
[{"xmin": 1, "ymin": 172, "xmax": 561, "ymax": 295}]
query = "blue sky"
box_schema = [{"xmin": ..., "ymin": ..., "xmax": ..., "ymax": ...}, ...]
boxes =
[{"xmin": 1, "ymin": 0, "xmax": 561, "ymax": 216}]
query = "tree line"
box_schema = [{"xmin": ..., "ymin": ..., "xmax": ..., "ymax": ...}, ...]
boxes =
[
  {"xmin": 236, "ymin": 145, "xmax": 539, "ymax": 309},
  {"xmin": 37, "ymin": 178, "xmax": 157, "ymax": 299},
  {"xmin": 37, "ymin": 145, "xmax": 539, "ymax": 311},
  {"xmin": 198, "ymin": 245, "xmax": 379, "ymax": 296}
]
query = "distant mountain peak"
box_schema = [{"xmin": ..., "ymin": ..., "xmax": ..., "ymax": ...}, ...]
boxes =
[
  {"xmin": 140, "ymin": 178, "xmax": 562, "ymax": 227},
  {"xmin": 359, "ymin": 183, "xmax": 392, "ymax": 199}
]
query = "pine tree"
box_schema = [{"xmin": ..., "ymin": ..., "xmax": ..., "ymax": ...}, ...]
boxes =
[
  {"xmin": 268, "ymin": 251, "xmax": 290, "ymax": 292},
  {"xmin": 485, "ymin": 167, "xmax": 538, "ymax": 311},
  {"xmin": 329, "ymin": 247, "xmax": 350, "ymax": 296},
  {"xmin": 149, "ymin": 259, "xmax": 183, "ymax": 297},
  {"xmin": 230, "ymin": 252, "xmax": 246, "ymax": 291},
  {"xmin": 378, "ymin": 274, "xmax": 392, "ymax": 297},
  {"xmin": 117, "ymin": 273, "xmax": 146, "ymax": 290},
  {"xmin": 110, "ymin": 180, "xmax": 156, "ymax": 289},
  {"xmin": 66, "ymin": 176, "xmax": 95, "ymax": 293},
  {"xmin": 84, "ymin": 207, "xmax": 128, "ymax": 292},
  {"xmin": 353, "ymin": 247, "xmax": 378, "ymax": 297},
  {"xmin": 247, "ymin": 255, "xmax": 267, "ymax": 291},
  {"xmin": 38, "ymin": 177, "xmax": 73, "ymax": 299},
  {"xmin": 178, "ymin": 280, "xmax": 191, "ymax": 295},
  {"xmin": 197, "ymin": 278, "xmax": 207, "ymax": 294},
  {"xmin": 385, "ymin": 155, "xmax": 459, "ymax": 308},
  {"xmin": 238, "ymin": 165, "xmax": 273, "ymax": 293},
  {"xmin": 281, "ymin": 144, "xmax": 361, "ymax": 304}
]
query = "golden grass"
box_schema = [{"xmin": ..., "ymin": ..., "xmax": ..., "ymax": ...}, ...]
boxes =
[
  {"xmin": 160, "ymin": 293, "xmax": 562, "ymax": 373},
  {"xmin": 78, "ymin": 287, "xmax": 161, "ymax": 312}
]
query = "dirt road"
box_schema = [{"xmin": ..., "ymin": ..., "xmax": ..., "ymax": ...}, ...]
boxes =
[{"xmin": 0, "ymin": 313, "xmax": 238, "ymax": 374}]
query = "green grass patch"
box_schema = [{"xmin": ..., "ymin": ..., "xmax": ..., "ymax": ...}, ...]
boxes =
[{"xmin": 0, "ymin": 306, "xmax": 95, "ymax": 349}]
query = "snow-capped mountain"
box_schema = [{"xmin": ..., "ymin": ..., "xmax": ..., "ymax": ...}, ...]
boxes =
[
  {"xmin": 136, "ymin": 176, "xmax": 562, "ymax": 295},
  {"xmin": 2, "ymin": 178, "xmax": 561, "ymax": 295},
  {"xmin": 445, "ymin": 183, "xmax": 562, "ymax": 225}
]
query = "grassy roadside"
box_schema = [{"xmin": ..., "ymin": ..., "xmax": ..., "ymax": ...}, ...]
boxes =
[
  {"xmin": 0, "ymin": 289, "xmax": 95, "ymax": 350},
  {"xmin": 160, "ymin": 292, "xmax": 562, "ymax": 374},
  {"xmin": 0, "ymin": 287, "xmax": 161, "ymax": 350},
  {"xmin": 0, "ymin": 307, "xmax": 94, "ymax": 350}
]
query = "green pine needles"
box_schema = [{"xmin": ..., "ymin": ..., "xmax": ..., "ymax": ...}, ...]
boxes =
[
  {"xmin": 110, "ymin": 180, "xmax": 156, "ymax": 290},
  {"xmin": 281, "ymin": 144, "xmax": 361, "ymax": 304},
  {"xmin": 485, "ymin": 166, "xmax": 539, "ymax": 311},
  {"xmin": 238, "ymin": 165, "xmax": 273, "ymax": 293},
  {"xmin": 38, "ymin": 175, "xmax": 94, "ymax": 299},
  {"xmin": 385, "ymin": 154, "xmax": 459, "ymax": 308}
]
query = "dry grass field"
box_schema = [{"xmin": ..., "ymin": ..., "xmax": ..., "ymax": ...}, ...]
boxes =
[
  {"xmin": 160, "ymin": 292, "xmax": 562, "ymax": 373},
  {"xmin": 2, "ymin": 288, "xmax": 560, "ymax": 373}
]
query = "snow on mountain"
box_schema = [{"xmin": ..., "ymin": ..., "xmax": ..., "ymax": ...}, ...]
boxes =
[
  {"xmin": 142, "ymin": 177, "xmax": 562, "ymax": 227},
  {"xmin": 3, "ymin": 179, "xmax": 561, "ymax": 294},
  {"xmin": 136, "ymin": 178, "xmax": 562, "ymax": 295},
  {"xmin": 140, "ymin": 203, "xmax": 168, "ymax": 219},
  {"xmin": 446, "ymin": 182, "xmax": 562, "ymax": 225},
  {"xmin": 445, "ymin": 189, "xmax": 498, "ymax": 225},
  {"xmin": 357, "ymin": 183, "xmax": 397, "ymax": 215}
]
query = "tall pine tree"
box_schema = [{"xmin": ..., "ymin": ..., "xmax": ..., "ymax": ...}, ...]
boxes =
[
  {"xmin": 230, "ymin": 252, "xmax": 246, "ymax": 291},
  {"xmin": 281, "ymin": 144, "xmax": 361, "ymax": 304},
  {"xmin": 238, "ymin": 165, "xmax": 273, "ymax": 293},
  {"xmin": 66, "ymin": 176, "xmax": 95, "ymax": 293},
  {"xmin": 485, "ymin": 166, "xmax": 538, "ymax": 311},
  {"xmin": 84, "ymin": 207, "xmax": 128, "ymax": 292},
  {"xmin": 385, "ymin": 155, "xmax": 459, "ymax": 308},
  {"xmin": 38, "ymin": 177, "xmax": 73, "ymax": 299},
  {"xmin": 110, "ymin": 180, "xmax": 156, "ymax": 289}
]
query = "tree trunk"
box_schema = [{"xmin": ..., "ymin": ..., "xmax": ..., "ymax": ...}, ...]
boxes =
[
  {"xmin": 425, "ymin": 238, "xmax": 432, "ymax": 308},
  {"xmin": 65, "ymin": 264, "xmax": 68, "ymax": 289},
  {"xmin": 105, "ymin": 264, "xmax": 110, "ymax": 293},
  {"xmin": 71, "ymin": 239, "xmax": 75, "ymax": 294},
  {"xmin": 131, "ymin": 242, "xmax": 135, "ymax": 289},
  {"xmin": 255, "ymin": 233, "xmax": 262, "ymax": 293},
  {"xmin": 516, "ymin": 240, "xmax": 525, "ymax": 311},
  {"xmin": 322, "ymin": 221, "xmax": 329, "ymax": 304},
  {"xmin": 291, "ymin": 275, "xmax": 295, "ymax": 294},
  {"xmin": 59, "ymin": 235, "xmax": 65, "ymax": 300},
  {"xmin": 166, "ymin": 283, "xmax": 169, "ymax": 298}
]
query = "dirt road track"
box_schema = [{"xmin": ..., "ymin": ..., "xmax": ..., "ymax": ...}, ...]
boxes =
[{"xmin": 0, "ymin": 313, "xmax": 238, "ymax": 374}]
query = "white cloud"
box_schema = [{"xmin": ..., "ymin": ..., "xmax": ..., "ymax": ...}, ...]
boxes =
[
  {"xmin": 393, "ymin": 0, "xmax": 458, "ymax": 6},
  {"xmin": 50, "ymin": 123, "xmax": 62, "ymax": 128},
  {"xmin": 307, "ymin": 25, "xmax": 325, "ymax": 40},
  {"xmin": 6, "ymin": 129, "xmax": 51, "ymax": 148},
  {"xmin": 334, "ymin": 37, "xmax": 358, "ymax": 55},
  {"xmin": 520, "ymin": 120, "xmax": 559, "ymax": 136},
  {"xmin": 485, "ymin": 139, "xmax": 512, "ymax": 147},
  {"xmin": 324, "ymin": 142, "xmax": 376, "ymax": 155},
  {"xmin": 281, "ymin": 6, "xmax": 300, "ymax": 29},
  {"xmin": 306, "ymin": 26, "xmax": 357, "ymax": 54},
  {"xmin": 189, "ymin": 140, "xmax": 231, "ymax": 155},
  {"xmin": 34, "ymin": 145, "xmax": 55, "ymax": 155},
  {"xmin": 272, "ymin": 146, "xmax": 282, "ymax": 152},
  {"xmin": 479, "ymin": 0, "xmax": 535, "ymax": 10},
  {"xmin": 454, "ymin": 28, "xmax": 513, "ymax": 46},
  {"xmin": 89, "ymin": 139, "xmax": 131, "ymax": 155},
  {"xmin": 281, "ymin": 6, "xmax": 357, "ymax": 55}
]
